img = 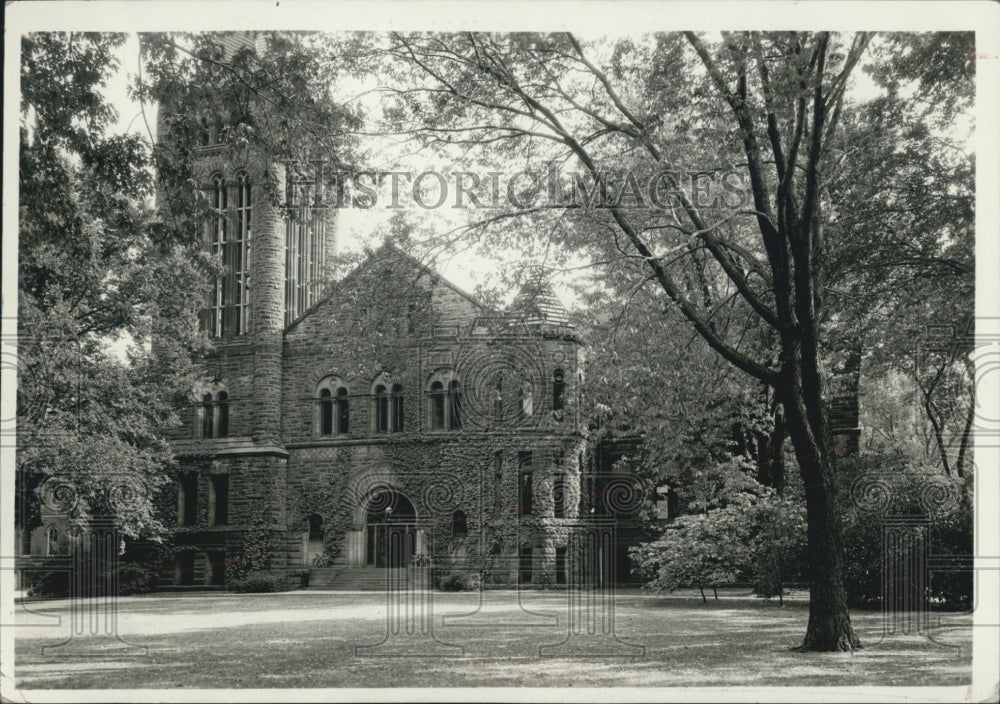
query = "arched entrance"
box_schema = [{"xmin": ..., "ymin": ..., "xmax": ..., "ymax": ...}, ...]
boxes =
[{"xmin": 364, "ymin": 488, "xmax": 417, "ymax": 568}]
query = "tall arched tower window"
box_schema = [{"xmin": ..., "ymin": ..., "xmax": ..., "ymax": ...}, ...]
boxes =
[
  {"xmin": 201, "ymin": 175, "xmax": 227, "ymax": 336},
  {"xmin": 201, "ymin": 393, "xmax": 214, "ymax": 438},
  {"xmin": 284, "ymin": 161, "xmax": 327, "ymax": 325},
  {"xmin": 231, "ymin": 172, "xmax": 251, "ymax": 335},
  {"xmin": 216, "ymin": 391, "xmax": 229, "ymax": 438},
  {"xmin": 201, "ymin": 174, "xmax": 251, "ymax": 337}
]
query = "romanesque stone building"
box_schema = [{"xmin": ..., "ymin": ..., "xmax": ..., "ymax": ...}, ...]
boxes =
[
  {"xmin": 153, "ymin": 33, "xmax": 649, "ymax": 590},
  {"xmin": 167, "ymin": 220, "xmax": 588, "ymax": 587}
]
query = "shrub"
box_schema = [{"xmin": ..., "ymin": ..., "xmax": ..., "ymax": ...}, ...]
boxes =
[
  {"xmin": 226, "ymin": 574, "xmax": 290, "ymax": 593},
  {"xmin": 116, "ymin": 561, "xmax": 158, "ymax": 595},
  {"xmin": 837, "ymin": 452, "xmax": 972, "ymax": 610},
  {"xmin": 435, "ymin": 569, "xmax": 481, "ymax": 592},
  {"xmin": 25, "ymin": 570, "xmax": 70, "ymax": 599},
  {"xmin": 630, "ymin": 484, "xmax": 808, "ymax": 602}
]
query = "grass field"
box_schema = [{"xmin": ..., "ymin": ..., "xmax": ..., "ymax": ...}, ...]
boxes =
[{"xmin": 13, "ymin": 589, "xmax": 972, "ymax": 689}]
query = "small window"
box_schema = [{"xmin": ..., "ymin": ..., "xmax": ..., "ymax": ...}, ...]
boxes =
[
  {"xmin": 407, "ymin": 302, "xmax": 417, "ymax": 335},
  {"xmin": 449, "ymin": 380, "xmax": 463, "ymax": 430},
  {"xmin": 216, "ymin": 392, "xmax": 229, "ymax": 438},
  {"xmin": 374, "ymin": 385, "xmax": 389, "ymax": 433},
  {"xmin": 201, "ymin": 393, "xmax": 214, "ymax": 438},
  {"xmin": 520, "ymin": 472, "xmax": 533, "ymax": 517},
  {"xmin": 452, "ymin": 510, "xmax": 468, "ymax": 537},
  {"xmin": 556, "ymin": 547, "xmax": 567, "ymax": 585},
  {"xmin": 198, "ymin": 387, "xmax": 229, "ymax": 438},
  {"xmin": 493, "ymin": 372, "xmax": 504, "ymax": 423},
  {"xmin": 211, "ymin": 475, "xmax": 229, "ymax": 526},
  {"xmin": 519, "ymin": 452, "xmax": 533, "ymax": 517},
  {"xmin": 519, "ymin": 547, "xmax": 533, "ymax": 584},
  {"xmin": 45, "ymin": 526, "xmax": 60, "ymax": 556},
  {"xmin": 554, "ymin": 473, "xmax": 566, "ymax": 519},
  {"xmin": 308, "ymin": 514, "xmax": 324, "ymax": 541},
  {"xmin": 494, "ymin": 451, "xmax": 503, "ymax": 512},
  {"xmin": 552, "ymin": 369, "xmax": 565, "ymax": 412},
  {"xmin": 430, "ymin": 381, "xmax": 446, "ymax": 430},
  {"xmin": 319, "ymin": 388, "xmax": 333, "ymax": 435},
  {"xmin": 519, "ymin": 380, "xmax": 533, "ymax": 417},
  {"xmin": 391, "ymin": 384, "xmax": 404, "ymax": 432},
  {"xmin": 337, "ymin": 388, "xmax": 350, "ymax": 434},
  {"xmin": 181, "ymin": 474, "xmax": 199, "ymax": 527}
]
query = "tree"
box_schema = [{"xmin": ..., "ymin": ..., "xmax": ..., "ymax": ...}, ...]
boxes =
[
  {"xmin": 361, "ymin": 31, "xmax": 972, "ymax": 650},
  {"xmin": 17, "ymin": 32, "xmax": 207, "ymax": 542}
]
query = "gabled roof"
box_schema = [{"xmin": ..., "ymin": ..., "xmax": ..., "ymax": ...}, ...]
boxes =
[{"xmin": 283, "ymin": 241, "xmax": 491, "ymax": 334}]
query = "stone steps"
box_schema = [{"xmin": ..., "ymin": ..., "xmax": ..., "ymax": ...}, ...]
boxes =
[{"xmin": 307, "ymin": 567, "xmax": 412, "ymax": 590}]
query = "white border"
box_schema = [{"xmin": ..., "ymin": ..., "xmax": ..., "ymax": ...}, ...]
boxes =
[{"xmin": 3, "ymin": 2, "xmax": 999, "ymax": 703}]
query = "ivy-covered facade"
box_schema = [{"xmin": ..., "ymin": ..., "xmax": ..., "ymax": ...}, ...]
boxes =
[{"xmin": 166, "ymin": 232, "xmax": 591, "ymax": 587}]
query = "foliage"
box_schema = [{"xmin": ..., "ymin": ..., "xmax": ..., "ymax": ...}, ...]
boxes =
[
  {"xmin": 24, "ymin": 570, "xmax": 71, "ymax": 600},
  {"xmin": 134, "ymin": 31, "xmax": 361, "ymax": 229},
  {"xmin": 837, "ymin": 451, "xmax": 972, "ymax": 610},
  {"xmin": 434, "ymin": 568, "xmax": 482, "ymax": 592},
  {"xmin": 226, "ymin": 574, "xmax": 292, "ymax": 593},
  {"xmin": 226, "ymin": 512, "xmax": 277, "ymax": 583},
  {"xmin": 631, "ymin": 478, "xmax": 806, "ymax": 599},
  {"xmin": 17, "ymin": 32, "xmax": 207, "ymax": 542},
  {"xmin": 116, "ymin": 561, "xmax": 160, "ymax": 596},
  {"xmin": 362, "ymin": 29, "xmax": 974, "ymax": 650}
]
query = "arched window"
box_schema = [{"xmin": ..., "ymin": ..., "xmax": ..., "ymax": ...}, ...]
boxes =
[
  {"xmin": 216, "ymin": 391, "xmax": 229, "ymax": 438},
  {"xmin": 452, "ymin": 510, "xmax": 468, "ymax": 537},
  {"xmin": 430, "ymin": 381, "xmax": 446, "ymax": 430},
  {"xmin": 319, "ymin": 388, "xmax": 333, "ymax": 435},
  {"xmin": 391, "ymin": 384, "xmax": 404, "ymax": 432},
  {"xmin": 316, "ymin": 377, "xmax": 348, "ymax": 436},
  {"xmin": 449, "ymin": 380, "xmax": 463, "ymax": 430},
  {"xmin": 552, "ymin": 369, "xmax": 565, "ymax": 412},
  {"xmin": 201, "ymin": 393, "xmax": 214, "ymax": 438},
  {"xmin": 336, "ymin": 388, "xmax": 350, "ymax": 434},
  {"xmin": 197, "ymin": 384, "xmax": 230, "ymax": 439},
  {"xmin": 373, "ymin": 384, "xmax": 389, "ymax": 433}
]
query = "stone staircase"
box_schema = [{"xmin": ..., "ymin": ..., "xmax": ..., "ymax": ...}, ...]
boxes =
[{"xmin": 307, "ymin": 567, "xmax": 411, "ymax": 591}]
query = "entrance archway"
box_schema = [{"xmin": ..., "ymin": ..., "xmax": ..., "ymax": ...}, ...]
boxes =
[{"xmin": 364, "ymin": 488, "xmax": 417, "ymax": 568}]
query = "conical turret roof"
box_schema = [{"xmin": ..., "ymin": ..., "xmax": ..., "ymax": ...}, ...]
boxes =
[{"xmin": 509, "ymin": 275, "xmax": 571, "ymax": 327}]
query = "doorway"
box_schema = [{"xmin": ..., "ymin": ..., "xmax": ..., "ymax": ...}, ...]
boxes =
[{"xmin": 364, "ymin": 488, "xmax": 417, "ymax": 568}]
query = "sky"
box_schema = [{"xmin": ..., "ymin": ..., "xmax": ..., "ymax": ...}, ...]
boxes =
[
  {"xmin": 105, "ymin": 33, "xmax": 513, "ymax": 305},
  {"xmin": 101, "ymin": 31, "xmax": 974, "ymax": 318}
]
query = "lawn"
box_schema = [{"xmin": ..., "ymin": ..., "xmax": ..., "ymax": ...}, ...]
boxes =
[{"xmin": 12, "ymin": 588, "xmax": 972, "ymax": 689}]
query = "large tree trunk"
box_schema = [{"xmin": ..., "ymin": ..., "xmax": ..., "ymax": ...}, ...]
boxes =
[{"xmin": 783, "ymin": 381, "xmax": 861, "ymax": 651}]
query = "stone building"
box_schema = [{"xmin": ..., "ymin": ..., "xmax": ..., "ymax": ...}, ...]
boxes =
[
  {"xmin": 150, "ymin": 33, "xmax": 649, "ymax": 590},
  {"xmin": 167, "ymin": 211, "xmax": 588, "ymax": 586}
]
